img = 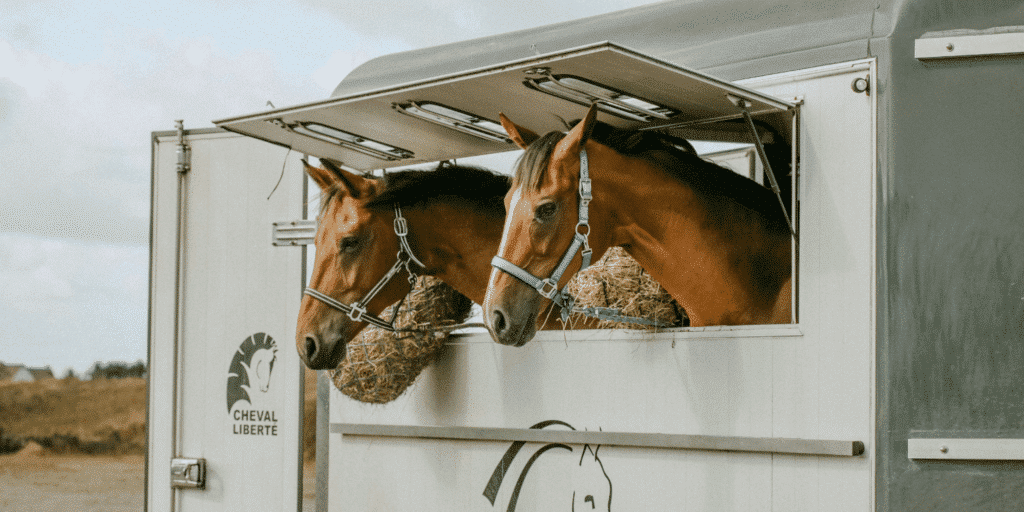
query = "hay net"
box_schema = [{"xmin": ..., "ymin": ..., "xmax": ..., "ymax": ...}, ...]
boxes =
[
  {"xmin": 563, "ymin": 247, "xmax": 687, "ymax": 330},
  {"xmin": 328, "ymin": 276, "xmax": 472, "ymax": 404}
]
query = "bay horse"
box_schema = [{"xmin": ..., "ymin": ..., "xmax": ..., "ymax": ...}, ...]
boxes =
[
  {"xmin": 483, "ymin": 104, "xmax": 792, "ymax": 347},
  {"xmin": 297, "ymin": 159, "xmax": 598, "ymax": 370}
]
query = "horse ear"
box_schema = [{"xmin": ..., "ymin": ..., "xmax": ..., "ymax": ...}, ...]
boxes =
[
  {"xmin": 564, "ymin": 103, "xmax": 599, "ymax": 152},
  {"xmin": 318, "ymin": 158, "xmax": 373, "ymax": 199},
  {"xmin": 499, "ymin": 113, "xmax": 540, "ymax": 150},
  {"xmin": 303, "ymin": 159, "xmax": 336, "ymax": 192}
]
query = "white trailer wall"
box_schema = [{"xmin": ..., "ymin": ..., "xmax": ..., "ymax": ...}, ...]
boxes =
[
  {"xmin": 326, "ymin": 60, "xmax": 876, "ymax": 511},
  {"xmin": 148, "ymin": 130, "xmax": 306, "ymax": 512}
]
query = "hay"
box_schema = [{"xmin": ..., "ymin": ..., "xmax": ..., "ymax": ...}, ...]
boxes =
[
  {"xmin": 329, "ymin": 276, "xmax": 472, "ymax": 404},
  {"xmin": 564, "ymin": 247, "xmax": 687, "ymax": 329}
]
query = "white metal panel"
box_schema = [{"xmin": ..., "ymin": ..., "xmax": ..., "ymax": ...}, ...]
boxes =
[
  {"xmin": 915, "ymin": 27, "xmax": 1024, "ymax": 59},
  {"xmin": 148, "ymin": 130, "xmax": 305, "ymax": 511},
  {"xmin": 329, "ymin": 336, "xmax": 777, "ymax": 511},
  {"xmin": 907, "ymin": 438, "xmax": 1024, "ymax": 460},
  {"xmin": 738, "ymin": 61, "xmax": 876, "ymax": 512}
]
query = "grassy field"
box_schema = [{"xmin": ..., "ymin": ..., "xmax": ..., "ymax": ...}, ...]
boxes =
[{"xmin": 0, "ymin": 370, "xmax": 318, "ymax": 457}]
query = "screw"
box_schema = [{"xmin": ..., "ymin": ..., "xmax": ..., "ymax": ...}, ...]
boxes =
[
  {"xmin": 939, "ymin": 445, "xmax": 949, "ymax": 454},
  {"xmin": 946, "ymin": 43, "xmax": 955, "ymax": 52}
]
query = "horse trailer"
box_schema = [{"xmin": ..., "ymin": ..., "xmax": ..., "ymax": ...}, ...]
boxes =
[{"xmin": 148, "ymin": 1, "xmax": 1024, "ymax": 510}]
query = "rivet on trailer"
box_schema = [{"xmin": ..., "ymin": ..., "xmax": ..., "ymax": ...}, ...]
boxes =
[{"xmin": 148, "ymin": 1, "xmax": 1024, "ymax": 510}]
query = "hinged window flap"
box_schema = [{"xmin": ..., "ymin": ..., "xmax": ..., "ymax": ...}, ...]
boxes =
[{"xmin": 214, "ymin": 42, "xmax": 795, "ymax": 171}]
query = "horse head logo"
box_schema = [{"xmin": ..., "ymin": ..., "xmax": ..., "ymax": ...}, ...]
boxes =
[
  {"xmin": 573, "ymin": 444, "xmax": 612, "ymax": 511},
  {"xmin": 483, "ymin": 420, "xmax": 612, "ymax": 511},
  {"xmin": 226, "ymin": 333, "xmax": 279, "ymax": 412}
]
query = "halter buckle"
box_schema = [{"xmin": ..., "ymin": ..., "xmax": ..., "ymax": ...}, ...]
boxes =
[
  {"xmin": 579, "ymin": 177, "xmax": 593, "ymax": 200},
  {"xmin": 536, "ymin": 279, "xmax": 559, "ymax": 299},
  {"xmin": 346, "ymin": 303, "xmax": 367, "ymax": 322}
]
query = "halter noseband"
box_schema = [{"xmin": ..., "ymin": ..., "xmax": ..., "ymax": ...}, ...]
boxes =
[
  {"xmin": 491, "ymin": 148, "xmax": 594, "ymax": 322},
  {"xmin": 304, "ymin": 205, "xmax": 426, "ymax": 332}
]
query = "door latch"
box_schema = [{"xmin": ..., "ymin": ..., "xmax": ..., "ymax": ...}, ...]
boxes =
[{"xmin": 171, "ymin": 457, "xmax": 206, "ymax": 489}]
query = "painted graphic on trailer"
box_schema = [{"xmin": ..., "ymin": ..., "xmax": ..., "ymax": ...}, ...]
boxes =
[
  {"xmin": 226, "ymin": 332, "xmax": 280, "ymax": 436},
  {"xmin": 483, "ymin": 420, "xmax": 612, "ymax": 511}
]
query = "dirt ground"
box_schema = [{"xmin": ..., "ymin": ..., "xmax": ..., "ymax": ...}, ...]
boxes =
[
  {"xmin": 0, "ymin": 449, "xmax": 144, "ymax": 512},
  {"xmin": 0, "ymin": 372, "xmax": 320, "ymax": 510},
  {"xmin": 0, "ymin": 447, "xmax": 318, "ymax": 511}
]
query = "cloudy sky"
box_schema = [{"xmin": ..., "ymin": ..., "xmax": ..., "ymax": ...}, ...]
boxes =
[{"xmin": 0, "ymin": 0, "xmax": 663, "ymax": 376}]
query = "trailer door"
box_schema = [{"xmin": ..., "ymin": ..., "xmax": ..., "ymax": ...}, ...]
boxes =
[{"xmin": 148, "ymin": 128, "xmax": 307, "ymax": 512}]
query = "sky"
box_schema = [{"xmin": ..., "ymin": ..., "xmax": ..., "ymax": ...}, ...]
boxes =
[{"xmin": 0, "ymin": 0, "xmax": 665, "ymax": 377}]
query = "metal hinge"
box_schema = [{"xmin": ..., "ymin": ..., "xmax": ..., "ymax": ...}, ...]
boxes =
[
  {"xmin": 175, "ymin": 120, "xmax": 191, "ymax": 175},
  {"xmin": 171, "ymin": 457, "xmax": 206, "ymax": 489},
  {"xmin": 272, "ymin": 220, "xmax": 317, "ymax": 246}
]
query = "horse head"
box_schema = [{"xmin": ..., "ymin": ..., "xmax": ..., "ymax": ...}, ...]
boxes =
[
  {"xmin": 245, "ymin": 344, "xmax": 278, "ymax": 393},
  {"xmin": 484, "ymin": 104, "xmax": 608, "ymax": 346},
  {"xmin": 296, "ymin": 159, "xmax": 413, "ymax": 370}
]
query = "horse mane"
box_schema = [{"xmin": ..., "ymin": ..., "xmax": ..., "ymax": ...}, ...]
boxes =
[
  {"xmin": 365, "ymin": 162, "xmax": 510, "ymax": 217},
  {"xmin": 513, "ymin": 121, "xmax": 789, "ymax": 235}
]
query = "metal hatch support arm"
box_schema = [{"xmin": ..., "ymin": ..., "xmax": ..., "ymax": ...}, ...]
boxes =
[{"xmin": 727, "ymin": 95, "xmax": 795, "ymax": 237}]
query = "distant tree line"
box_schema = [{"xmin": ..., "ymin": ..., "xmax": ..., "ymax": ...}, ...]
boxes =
[{"xmin": 87, "ymin": 360, "xmax": 147, "ymax": 379}]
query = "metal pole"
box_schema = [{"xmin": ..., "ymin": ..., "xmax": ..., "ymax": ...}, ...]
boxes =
[{"xmin": 728, "ymin": 97, "xmax": 795, "ymax": 237}]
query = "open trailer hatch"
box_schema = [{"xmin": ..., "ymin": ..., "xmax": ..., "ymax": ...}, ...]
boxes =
[{"xmin": 214, "ymin": 42, "xmax": 795, "ymax": 171}]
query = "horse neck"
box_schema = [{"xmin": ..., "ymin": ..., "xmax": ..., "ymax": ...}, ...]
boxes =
[
  {"xmin": 403, "ymin": 202, "xmax": 503, "ymax": 305},
  {"xmin": 590, "ymin": 147, "xmax": 791, "ymax": 326}
]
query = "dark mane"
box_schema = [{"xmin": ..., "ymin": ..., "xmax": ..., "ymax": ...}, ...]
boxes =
[
  {"xmin": 515, "ymin": 121, "xmax": 789, "ymax": 235},
  {"xmin": 365, "ymin": 162, "xmax": 510, "ymax": 217}
]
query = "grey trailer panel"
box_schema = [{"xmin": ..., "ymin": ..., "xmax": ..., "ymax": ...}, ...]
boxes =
[{"xmin": 875, "ymin": 2, "xmax": 1024, "ymax": 510}]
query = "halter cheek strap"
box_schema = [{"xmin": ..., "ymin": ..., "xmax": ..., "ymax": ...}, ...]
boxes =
[
  {"xmin": 491, "ymin": 148, "xmax": 593, "ymax": 322},
  {"xmin": 303, "ymin": 205, "xmax": 424, "ymax": 332}
]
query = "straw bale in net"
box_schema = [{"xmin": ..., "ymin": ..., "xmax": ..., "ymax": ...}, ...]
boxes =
[
  {"xmin": 329, "ymin": 276, "xmax": 472, "ymax": 404},
  {"xmin": 564, "ymin": 247, "xmax": 687, "ymax": 329}
]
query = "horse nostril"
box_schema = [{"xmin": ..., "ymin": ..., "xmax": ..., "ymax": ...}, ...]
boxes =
[
  {"xmin": 491, "ymin": 309, "xmax": 507, "ymax": 335},
  {"xmin": 304, "ymin": 336, "xmax": 318, "ymax": 361}
]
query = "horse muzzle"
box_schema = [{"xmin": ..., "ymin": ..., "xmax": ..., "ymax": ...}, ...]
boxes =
[
  {"xmin": 484, "ymin": 281, "xmax": 541, "ymax": 347},
  {"xmin": 297, "ymin": 321, "xmax": 351, "ymax": 370}
]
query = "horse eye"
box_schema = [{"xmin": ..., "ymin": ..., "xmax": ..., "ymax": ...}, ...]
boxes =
[
  {"xmin": 534, "ymin": 202, "xmax": 557, "ymax": 222},
  {"xmin": 339, "ymin": 236, "xmax": 360, "ymax": 254}
]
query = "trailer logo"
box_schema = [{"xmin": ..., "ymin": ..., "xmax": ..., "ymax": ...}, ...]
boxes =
[
  {"xmin": 227, "ymin": 332, "xmax": 280, "ymax": 436},
  {"xmin": 483, "ymin": 420, "xmax": 612, "ymax": 511}
]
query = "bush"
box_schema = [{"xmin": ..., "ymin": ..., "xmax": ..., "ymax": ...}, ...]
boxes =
[
  {"xmin": 0, "ymin": 428, "xmax": 24, "ymax": 454},
  {"xmin": 89, "ymin": 360, "xmax": 147, "ymax": 380}
]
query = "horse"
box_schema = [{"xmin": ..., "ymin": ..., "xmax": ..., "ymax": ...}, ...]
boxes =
[
  {"xmin": 483, "ymin": 104, "xmax": 793, "ymax": 347},
  {"xmin": 296, "ymin": 159, "xmax": 599, "ymax": 370}
]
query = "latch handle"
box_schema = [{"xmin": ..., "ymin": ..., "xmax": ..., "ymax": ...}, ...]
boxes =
[{"xmin": 171, "ymin": 457, "xmax": 207, "ymax": 489}]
